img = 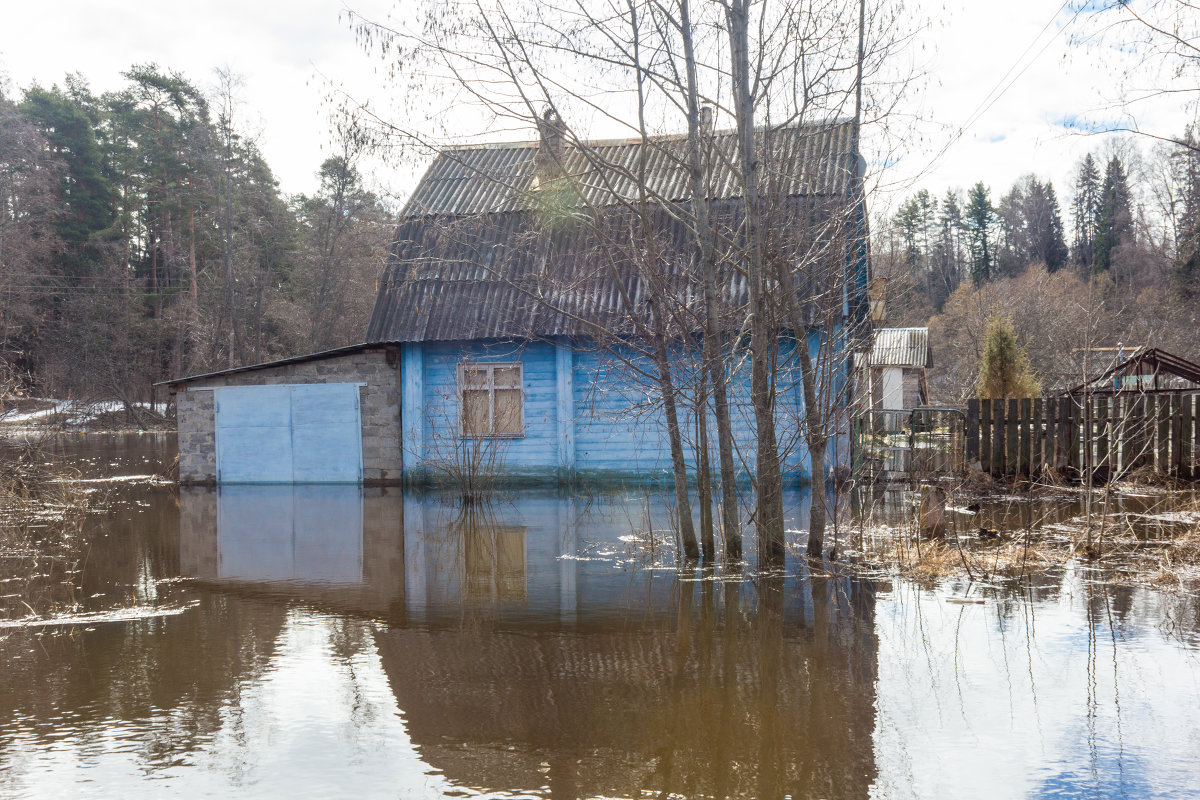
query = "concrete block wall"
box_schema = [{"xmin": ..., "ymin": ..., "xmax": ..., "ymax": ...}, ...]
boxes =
[{"xmin": 173, "ymin": 348, "xmax": 402, "ymax": 484}]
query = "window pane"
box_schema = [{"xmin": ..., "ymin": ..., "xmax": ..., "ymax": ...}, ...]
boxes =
[
  {"xmin": 494, "ymin": 366, "xmax": 521, "ymax": 387},
  {"xmin": 494, "ymin": 388, "xmax": 522, "ymax": 434},
  {"xmin": 462, "ymin": 389, "xmax": 490, "ymax": 435},
  {"xmin": 463, "ymin": 367, "xmax": 488, "ymax": 388}
]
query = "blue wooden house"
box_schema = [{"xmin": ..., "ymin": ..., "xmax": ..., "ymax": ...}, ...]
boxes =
[
  {"xmin": 166, "ymin": 119, "xmax": 868, "ymax": 486},
  {"xmin": 366, "ymin": 119, "xmax": 869, "ymax": 485}
]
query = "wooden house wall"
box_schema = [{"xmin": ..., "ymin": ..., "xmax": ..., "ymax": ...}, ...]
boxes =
[{"xmin": 401, "ymin": 334, "xmax": 841, "ymax": 484}]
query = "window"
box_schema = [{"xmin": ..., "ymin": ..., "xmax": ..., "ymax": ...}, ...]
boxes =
[{"xmin": 458, "ymin": 362, "xmax": 523, "ymax": 437}]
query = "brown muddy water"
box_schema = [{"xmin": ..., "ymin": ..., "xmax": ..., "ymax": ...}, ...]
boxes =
[{"xmin": 1, "ymin": 435, "xmax": 1199, "ymax": 799}]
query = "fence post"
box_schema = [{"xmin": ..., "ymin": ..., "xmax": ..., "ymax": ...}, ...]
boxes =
[{"xmin": 980, "ymin": 399, "xmax": 992, "ymax": 475}]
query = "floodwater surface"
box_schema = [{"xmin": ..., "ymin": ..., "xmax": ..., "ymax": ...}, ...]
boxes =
[{"xmin": 1, "ymin": 435, "xmax": 1198, "ymax": 799}]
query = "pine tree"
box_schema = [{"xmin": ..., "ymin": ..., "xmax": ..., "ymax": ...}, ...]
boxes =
[
  {"xmin": 1071, "ymin": 154, "xmax": 1101, "ymax": 272},
  {"xmin": 1043, "ymin": 182, "xmax": 1069, "ymax": 271},
  {"xmin": 977, "ymin": 314, "xmax": 1040, "ymax": 399},
  {"xmin": 1093, "ymin": 155, "xmax": 1132, "ymax": 275},
  {"xmin": 964, "ymin": 182, "xmax": 994, "ymax": 284}
]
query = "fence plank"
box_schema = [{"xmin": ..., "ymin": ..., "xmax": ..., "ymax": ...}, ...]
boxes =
[
  {"xmin": 1116, "ymin": 396, "xmax": 1132, "ymax": 476},
  {"xmin": 1156, "ymin": 395, "xmax": 1171, "ymax": 474},
  {"xmin": 992, "ymin": 398, "xmax": 1006, "ymax": 478},
  {"xmin": 1007, "ymin": 398, "xmax": 1020, "ymax": 476},
  {"xmin": 1067, "ymin": 397, "xmax": 1081, "ymax": 476},
  {"xmin": 1185, "ymin": 395, "xmax": 1196, "ymax": 480},
  {"xmin": 1095, "ymin": 396, "xmax": 1110, "ymax": 481},
  {"xmin": 966, "ymin": 399, "xmax": 980, "ymax": 466},
  {"xmin": 1044, "ymin": 396, "xmax": 1058, "ymax": 475},
  {"xmin": 980, "ymin": 399, "xmax": 992, "ymax": 475},
  {"xmin": 1032, "ymin": 398, "xmax": 1044, "ymax": 475},
  {"xmin": 1171, "ymin": 395, "xmax": 1183, "ymax": 477},
  {"xmin": 1018, "ymin": 398, "xmax": 1032, "ymax": 476}
]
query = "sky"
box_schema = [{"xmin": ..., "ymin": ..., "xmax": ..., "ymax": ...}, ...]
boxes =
[{"xmin": 1, "ymin": 0, "xmax": 1193, "ymax": 208}]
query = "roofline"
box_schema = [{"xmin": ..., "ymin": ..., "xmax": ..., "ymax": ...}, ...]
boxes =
[
  {"xmin": 156, "ymin": 342, "xmax": 400, "ymax": 389},
  {"xmin": 436, "ymin": 117, "xmax": 853, "ymax": 154}
]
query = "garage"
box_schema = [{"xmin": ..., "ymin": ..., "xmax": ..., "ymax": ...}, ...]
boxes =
[
  {"xmin": 215, "ymin": 383, "xmax": 363, "ymax": 483},
  {"xmin": 163, "ymin": 343, "xmax": 403, "ymax": 486}
]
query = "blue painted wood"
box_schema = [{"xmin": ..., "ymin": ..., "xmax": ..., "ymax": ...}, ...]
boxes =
[
  {"xmin": 399, "ymin": 335, "xmax": 850, "ymax": 483},
  {"xmin": 556, "ymin": 338, "xmax": 575, "ymax": 474},
  {"xmin": 401, "ymin": 343, "xmax": 424, "ymax": 474}
]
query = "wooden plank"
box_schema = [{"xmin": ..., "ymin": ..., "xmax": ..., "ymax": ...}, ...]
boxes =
[
  {"xmin": 1116, "ymin": 396, "xmax": 1131, "ymax": 476},
  {"xmin": 1018, "ymin": 398, "xmax": 1032, "ymax": 476},
  {"xmin": 992, "ymin": 397, "xmax": 1006, "ymax": 478},
  {"xmin": 1157, "ymin": 395, "xmax": 1171, "ymax": 474},
  {"xmin": 1184, "ymin": 394, "xmax": 1196, "ymax": 480},
  {"xmin": 1094, "ymin": 396, "xmax": 1109, "ymax": 481},
  {"xmin": 1171, "ymin": 394, "xmax": 1183, "ymax": 478},
  {"xmin": 1067, "ymin": 396, "xmax": 1081, "ymax": 476},
  {"xmin": 979, "ymin": 399, "xmax": 992, "ymax": 475},
  {"xmin": 1044, "ymin": 396, "xmax": 1058, "ymax": 476},
  {"xmin": 1031, "ymin": 398, "xmax": 1043, "ymax": 476},
  {"xmin": 966, "ymin": 399, "xmax": 980, "ymax": 465},
  {"xmin": 1007, "ymin": 398, "xmax": 1020, "ymax": 476}
]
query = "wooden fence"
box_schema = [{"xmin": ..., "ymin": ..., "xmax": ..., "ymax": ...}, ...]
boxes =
[{"xmin": 966, "ymin": 395, "xmax": 1200, "ymax": 480}]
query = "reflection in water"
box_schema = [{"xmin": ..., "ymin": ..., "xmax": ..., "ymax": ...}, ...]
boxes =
[{"xmin": 0, "ymin": 437, "xmax": 1198, "ymax": 798}]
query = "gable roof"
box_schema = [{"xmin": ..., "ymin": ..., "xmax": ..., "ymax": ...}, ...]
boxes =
[
  {"xmin": 367, "ymin": 121, "xmax": 862, "ymax": 344},
  {"xmin": 402, "ymin": 121, "xmax": 858, "ymax": 217},
  {"xmin": 865, "ymin": 328, "xmax": 931, "ymax": 369}
]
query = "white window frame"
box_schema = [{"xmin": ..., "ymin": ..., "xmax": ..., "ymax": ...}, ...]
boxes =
[{"xmin": 457, "ymin": 361, "xmax": 525, "ymax": 438}]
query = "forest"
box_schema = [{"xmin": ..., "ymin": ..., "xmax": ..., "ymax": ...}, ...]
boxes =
[
  {"xmin": 875, "ymin": 132, "xmax": 1200, "ymax": 403},
  {"xmin": 0, "ymin": 65, "xmax": 391, "ymax": 406}
]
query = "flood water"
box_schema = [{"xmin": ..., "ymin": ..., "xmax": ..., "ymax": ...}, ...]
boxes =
[{"xmin": 2, "ymin": 435, "xmax": 1199, "ymax": 799}]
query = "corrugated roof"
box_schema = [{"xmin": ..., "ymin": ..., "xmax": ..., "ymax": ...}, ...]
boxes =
[
  {"xmin": 866, "ymin": 328, "xmax": 930, "ymax": 368},
  {"xmin": 402, "ymin": 122, "xmax": 857, "ymax": 216},
  {"xmin": 367, "ymin": 120, "xmax": 861, "ymax": 344}
]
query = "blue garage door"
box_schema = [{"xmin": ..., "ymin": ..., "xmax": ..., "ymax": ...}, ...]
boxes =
[{"xmin": 215, "ymin": 384, "xmax": 363, "ymax": 483}]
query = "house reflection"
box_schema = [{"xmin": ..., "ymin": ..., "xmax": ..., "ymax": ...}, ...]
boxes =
[{"xmin": 177, "ymin": 486, "xmax": 880, "ymax": 799}]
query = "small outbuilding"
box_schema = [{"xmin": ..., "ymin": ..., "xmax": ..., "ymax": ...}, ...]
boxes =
[
  {"xmin": 163, "ymin": 344, "xmax": 402, "ymax": 485},
  {"xmin": 857, "ymin": 327, "xmax": 931, "ymax": 411}
]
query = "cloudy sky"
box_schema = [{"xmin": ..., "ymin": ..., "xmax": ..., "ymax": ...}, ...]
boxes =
[{"xmin": 1, "ymin": 1, "xmax": 1191, "ymax": 206}]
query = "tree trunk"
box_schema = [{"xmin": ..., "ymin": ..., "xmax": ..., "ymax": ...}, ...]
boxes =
[
  {"xmin": 696, "ymin": 364, "xmax": 715, "ymax": 561},
  {"xmin": 680, "ymin": 0, "xmax": 741, "ymax": 559},
  {"xmin": 726, "ymin": 0, "xmax": 785, "ymax": 563},
  {"xmin": 655, "ymin": 337, "xmax": 700, "ymax": 562}
]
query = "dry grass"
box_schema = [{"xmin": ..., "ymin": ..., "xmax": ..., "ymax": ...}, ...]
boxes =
[{"xmin": 846, "ymin": 480, "xmax": 1200, "ymax": 590}]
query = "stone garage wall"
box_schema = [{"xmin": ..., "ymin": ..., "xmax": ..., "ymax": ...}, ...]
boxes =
[{"xmin": 174, "ymin": 348, "xmax": 401, "ymax": 484}]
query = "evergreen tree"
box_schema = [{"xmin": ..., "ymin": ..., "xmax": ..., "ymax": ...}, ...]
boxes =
[
  {"xmin": 1174, "ymin": 128, "xmax": 1200, "ymax": 295},
  {"xmin": 1071, "ymin": 154, "xmax": 1101, "ymax": 272},
  {"xmin": 1093, "ymin": 154, "xmax": 1132, "ymax": 274},
  {"xmin": 977, "ymin": 313, "xmax": 1039, "ymax": 399},
  {"xmin": 1042, "ymin": 182, "xmax": 1069, "ymax": 271},
  {"xmin": 932, "ymin": 188, "xmax": 964, "ymax": 307},
  {"xmin": 964, "ymin": 182, "xmax": 994, "ymax": 284}
]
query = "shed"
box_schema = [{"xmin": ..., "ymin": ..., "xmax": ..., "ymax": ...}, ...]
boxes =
[
  {"xmin": 1067, "ymin": 346, "xmax": 1200, "ymax": 396},
  {"xmin": 160, "ymin": 344, "xmax": 402, "ymax": 485},
  {"xmin": 858, "ymin": 327, "xmax": 931, "ymax": 410}
]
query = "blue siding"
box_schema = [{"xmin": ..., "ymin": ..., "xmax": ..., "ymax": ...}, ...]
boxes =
[{"xmin": 403, "ymin": 335, "xmax": 848, "ymax": 484}]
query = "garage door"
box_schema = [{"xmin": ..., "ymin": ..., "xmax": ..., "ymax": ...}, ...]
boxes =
[{"xmin": 214, "ymin": 384, "xmax": 363, "ymax": 483}]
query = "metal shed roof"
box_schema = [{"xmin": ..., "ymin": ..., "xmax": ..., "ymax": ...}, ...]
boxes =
[
  {"xmin": 368, "ymin": 121, "xmax": 862, "ymax": 344},
  {"xmin": 402, "ymin": 122, "xmax": 857, "ymax": 217},
  {"xmin": 864, "ymin": 328, "xmax": 931, "ymax": 368}
]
